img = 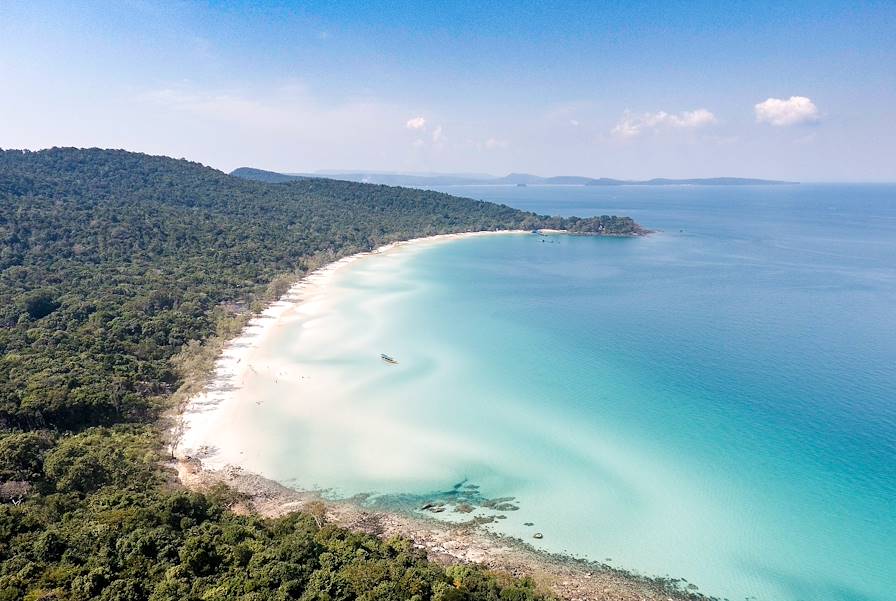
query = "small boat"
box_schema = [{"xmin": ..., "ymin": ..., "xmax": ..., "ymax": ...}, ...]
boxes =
[{"xmin": 380, "ymin": 353, "xmax": 399, "ymax": 364}]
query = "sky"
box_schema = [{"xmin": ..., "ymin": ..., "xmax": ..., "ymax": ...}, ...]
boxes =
[{"xmin": 1, "ymin": 1, "xmax": 894, "ymax": 181}]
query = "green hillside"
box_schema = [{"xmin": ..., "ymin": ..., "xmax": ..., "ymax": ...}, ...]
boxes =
[{"xmin": 0, "ymin": 147, "xmax": 648, "ymax": 601}]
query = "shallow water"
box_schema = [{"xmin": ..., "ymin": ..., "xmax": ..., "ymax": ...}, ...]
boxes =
[{"xmin": 200, "ymin": 184, "xmax": 896, "ymax": 601}]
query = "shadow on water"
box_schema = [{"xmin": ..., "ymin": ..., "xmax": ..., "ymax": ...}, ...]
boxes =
[{"xmin": 349, "ymin": 478, "xmax": 519, "ymax": 519}]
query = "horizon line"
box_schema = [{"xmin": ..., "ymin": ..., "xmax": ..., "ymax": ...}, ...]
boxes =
[{"xmin": 7, "ymin": 146, "xmax": 896, "ymax": 184}]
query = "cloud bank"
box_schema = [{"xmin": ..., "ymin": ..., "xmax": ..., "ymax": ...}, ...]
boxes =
[
  {"xmin": 612, "ymin": 108, "xmax": 716, "ymax": 138},
  {"xmin": 754, "ymin": 96, "xmax": 819, "ymax": 126}
]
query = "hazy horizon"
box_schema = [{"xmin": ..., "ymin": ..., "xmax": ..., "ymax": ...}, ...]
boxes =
[
  {"xmin": 238, "ymin": 164, "xmax": 890, "ymax": 184},
  {"xmin": 2, "ymin": 2, "xmax": 894, "ymax": 182},
  {"xmin": 251, "ymin": 166, "xmax": 890, "ymax": 184},
  {"xmin": 5, "ymin": 147, "xmax": 894, "ymax": 184}
]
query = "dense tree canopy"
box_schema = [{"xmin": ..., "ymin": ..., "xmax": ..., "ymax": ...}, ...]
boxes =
[
  {"xmin": 0, "ymin": 147, "xmax": 642, "ymax": 601},
  {"xmin": 0, "ymin": 148, "xmax": 641, "ymax": 432}
]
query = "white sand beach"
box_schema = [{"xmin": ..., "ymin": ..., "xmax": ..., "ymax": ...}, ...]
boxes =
[{"xmin": 176, "ymin": 230, "xmax": 531, "ymax": 468}]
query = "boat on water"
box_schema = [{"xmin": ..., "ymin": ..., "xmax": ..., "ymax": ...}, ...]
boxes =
[{"xmin": 380, "ymin": 353, "xmax": 398, "ymax": 364}]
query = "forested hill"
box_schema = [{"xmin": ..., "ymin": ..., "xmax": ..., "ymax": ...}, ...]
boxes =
[
  {"xmin": 0, "ymin": 148, "xmax": 659, "ymax": 601},
  {"xmin": 0, "ymin": 147, "xmax": 640, "ymax": 430},
  {"xmin": 228, "ymin": 166, "xmax": 308, "ymax": 183}
]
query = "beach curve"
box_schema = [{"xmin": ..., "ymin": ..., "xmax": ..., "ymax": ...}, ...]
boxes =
[{"xmin": 171, "ymin": 229, "xmax": 705, "ymax": 601}]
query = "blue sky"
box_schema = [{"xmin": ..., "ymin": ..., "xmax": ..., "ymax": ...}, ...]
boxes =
[{"xmin": 1, "ymin": 1, "xmax": 894, "ymax": 180}]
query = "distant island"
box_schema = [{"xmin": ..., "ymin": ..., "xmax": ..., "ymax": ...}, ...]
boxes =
[{"xmin": 231, "ymin": 167, "xmax": 797, "ymax": 187}]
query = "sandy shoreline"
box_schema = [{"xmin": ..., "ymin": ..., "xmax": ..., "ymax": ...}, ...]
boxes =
[
  {"xmin": 173, "ymin": 229, "xmax": 703, "ymax": 601},
  {"xmin": 175, "ymin": 229, "xmax": 532, "ymax": 469}
]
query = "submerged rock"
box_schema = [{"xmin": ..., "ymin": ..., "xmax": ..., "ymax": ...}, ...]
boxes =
[
  {"xmin": 533, "ymin": 532, "xmax": 544, "ymax": 539},
  {"xmin": 470, "ymin": 515, "xmax": 496, "ymax": 526},
  {"xmin": 482, "ymin": 496, "xmax": 515, "ymax": 508}
]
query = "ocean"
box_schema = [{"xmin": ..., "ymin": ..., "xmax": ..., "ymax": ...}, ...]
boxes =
[{"xmin": 191, "ymin": 184, "xmax": 896, "ymax": 601}]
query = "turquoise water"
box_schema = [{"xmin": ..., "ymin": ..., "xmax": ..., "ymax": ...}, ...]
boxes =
[{"xmin": 233, "ymin": 184, "xmax": 896, "ymax": 601}]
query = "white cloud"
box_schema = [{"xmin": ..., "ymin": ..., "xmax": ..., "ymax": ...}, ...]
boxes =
[
  {"xmin": 484, "ymin": 137, "xmax": 508, "ymax": 149},
  {"xmin": 754, "ymin": 96, "xmax": 819, "ymax": 126},
  {"xmin": 432, "ymin": 125, "xmax": 443, "ymax": 143},
  {"xmin": 569, "ymin": 119, "xmax": 580, "ymax": 127},
  {"xmin": 612, "ymin": 108, "xmax": 717, "ymax": 138},
  {"xmin": 675, "ymin": 109, "xmax": 717, "ymax": 128},
  {"xmin": 611, "ymin": 117, "xmax": 641, "ymax": 139},
  {"xmin": 406, "ymin": 116, "xmax": 426, "ymax": 129}
]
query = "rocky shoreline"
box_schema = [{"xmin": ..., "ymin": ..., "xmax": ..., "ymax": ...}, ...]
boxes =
[{"xmin": 174, "ymin": 458, "xmax": 713, "ymax": 601}]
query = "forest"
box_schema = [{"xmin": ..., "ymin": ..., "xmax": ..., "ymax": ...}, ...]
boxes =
[{"xmin": 0, "ymin": 147, "xmax": 642, "ymax": 601}]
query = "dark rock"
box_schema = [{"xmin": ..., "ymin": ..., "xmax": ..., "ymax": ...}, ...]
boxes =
[{"xmin": 481, "ymin": 496, "xmax": 515, "ymax": 508}]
